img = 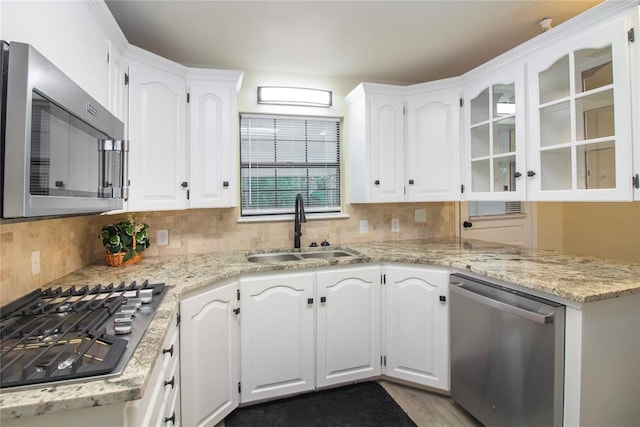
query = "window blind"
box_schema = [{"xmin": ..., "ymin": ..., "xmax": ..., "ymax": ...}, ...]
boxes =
[
  {"xmin": 469, "ymin": 201, "xmax": 524, "ymax": 217},
  {"xmin": 240, "ymin": 114, "xmax": 341, "ymax": 216}
]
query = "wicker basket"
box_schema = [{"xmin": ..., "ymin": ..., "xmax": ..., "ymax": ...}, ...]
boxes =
[
  {"xmin": 105, "ymin": 251, "xmax": 143, "ymax": 267},
  {"xmin": 105, "ymin": 233, "xmax": 142, "ymax": 267}
]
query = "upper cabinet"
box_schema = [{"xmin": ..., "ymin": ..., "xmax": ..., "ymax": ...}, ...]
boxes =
[
  {"xmin": 526, "ymin": 15, "xmax": 634, "ymax": 201},
  {"xmin": 127, "ymin": 52, "xmax": 188, "ymax": 212},
  {"xmin": 463, "ymin": 62, "xmax": 526, "ymax": 201},
  {"xmin": 188, "ymin": 70, "xmax": 242, "ymax": 208},
  {"xmin": 346, "ymin": 81, "xmax": 461, "ymax": 203},
  {"xmin": 126, "ymin": 47, "xmax": 242, "ymax": 212}
]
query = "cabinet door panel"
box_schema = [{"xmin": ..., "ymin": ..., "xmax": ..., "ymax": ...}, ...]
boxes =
[
  {"xmin": 385, "ymin": 266, "xmax": 450, "ymax": 391},
  {"xmin": 180, "ymin": 280, "xmax": 238, "ymax": 427},
  {"xmin": 316, "ymin": 266, "xmax": 381, "ymax": 387},
  {"xmin": 189, "ymin": 82, "xmax": 237, "ymax": 208},
  {"xmin": 526, "ymin": 17, "xmax": 632, "ymax": 201},
  {"xmin": 370, "ymin": 95, "xmax": 405, "ymax": 202},
  {"xmin": 240, "ymin": 272, "xmax": 315, "ymax": 403},
  {"xmin": 127, "ymin": 60, "xmax": 187, "ymax": 211},
  {"xmin": 406, "ymin": 90, "xmax": 461, "ymax": 201}
]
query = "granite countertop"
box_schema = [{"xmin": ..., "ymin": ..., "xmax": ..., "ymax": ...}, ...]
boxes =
[{"xmin": 2, "ymin": 237, "xmax": 640, "ymax": 420}]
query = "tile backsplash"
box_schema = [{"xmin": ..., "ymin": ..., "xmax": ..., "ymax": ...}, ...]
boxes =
[{"xmin": 0, "ymin": 202, "xmax": 454, "ymax": 304}]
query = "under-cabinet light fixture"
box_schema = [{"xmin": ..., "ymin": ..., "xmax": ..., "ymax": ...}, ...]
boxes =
[{"xmin": 257, "ymin": 86, "xmax": 332, "ymax": 107}]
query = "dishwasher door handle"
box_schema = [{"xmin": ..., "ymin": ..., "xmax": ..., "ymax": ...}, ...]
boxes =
[{"xmin": 450, "ymin": 283, "xmax": 553, "ymax": 325}]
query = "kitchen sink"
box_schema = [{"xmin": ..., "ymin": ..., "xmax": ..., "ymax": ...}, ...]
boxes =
[
  {"xmin": 247, "ymin": 249, "xmax": 357, "ymax": 263},
  {"xmin": 300, "ymin": 250, "xmax": 355, "ymax": 259}
]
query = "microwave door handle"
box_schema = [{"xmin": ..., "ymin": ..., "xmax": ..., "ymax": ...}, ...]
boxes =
[{"xmin": 121, "ymin": 139, "xmax": 129, "ymax": 200}]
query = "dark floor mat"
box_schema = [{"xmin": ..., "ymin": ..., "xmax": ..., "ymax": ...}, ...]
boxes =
[{"xmin": 225, "ymin": 381, "xmax": 417, "ymax": 427}]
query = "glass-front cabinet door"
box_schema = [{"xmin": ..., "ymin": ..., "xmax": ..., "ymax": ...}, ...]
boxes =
[
  {"xmin": 526, "ymin": 17, "xmax": 633, "ymax": 201},
  {"xmin": 464, "ymin": 63, "xmax": 526, "ymax": 201}
]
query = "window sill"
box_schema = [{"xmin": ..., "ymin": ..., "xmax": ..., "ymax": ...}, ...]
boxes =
[{"xmin": 237, "ymin": 212, "xmax": 350, "ymax": 223}]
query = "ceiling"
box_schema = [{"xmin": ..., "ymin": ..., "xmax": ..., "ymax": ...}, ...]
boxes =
[{"xmin": 105, "ymin": 0, "xmax": 603, "ymax": 85}]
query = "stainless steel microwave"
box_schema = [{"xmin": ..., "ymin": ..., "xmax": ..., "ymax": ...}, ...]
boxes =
[{"xmin": 1, "ymin": 41, "xmax": 128, "ymax": 218}]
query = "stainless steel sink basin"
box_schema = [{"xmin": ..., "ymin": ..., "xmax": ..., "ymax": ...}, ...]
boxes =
[
  {"xmin": 247, "ymin": 249, "xmax": 357, "ymax": 263},
  {"xmin": 247, "ymin": 253, "xmax": 303, "ymax": 263},
  {"xmin": 300, "ymin": 250, "xmax": 355, "ymax": 259}
]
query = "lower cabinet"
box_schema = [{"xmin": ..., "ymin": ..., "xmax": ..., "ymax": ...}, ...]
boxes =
[
  {"xmin": 180, "ymin": 279, "xmax": 239, "ymax": 427},
  {"xmin": 316, "ymin": 266, "xmax": 381, "ymax": 387},
  {"xmin": 384, "ymin": 265, "xmax": 450, "ymax": 391},
  {"xmin": 125, "ymin": 308, "xmax": 181, "ymax": 426},
  {"xmin": 239, "ymin": 272, "xmax": 316, "ymax": 403}
]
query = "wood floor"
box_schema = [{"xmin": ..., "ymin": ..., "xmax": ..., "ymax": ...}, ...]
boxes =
[{"xmin": 380, "ymin": 380, "xmax": 482, "ymax": 426}]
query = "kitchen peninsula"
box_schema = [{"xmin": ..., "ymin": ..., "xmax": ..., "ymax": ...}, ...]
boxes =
[{"xmin": 1, "ymin": 237, "xmax": 639, "ymax": 426}]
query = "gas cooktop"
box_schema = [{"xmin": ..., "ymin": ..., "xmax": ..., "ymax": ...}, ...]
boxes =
[{"xmin": 0, "ymin": 280, "xmax": 166, "ymax": 390}]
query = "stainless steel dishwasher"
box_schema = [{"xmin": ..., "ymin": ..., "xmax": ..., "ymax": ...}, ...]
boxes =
[{"xmin": 449, "ymin": 273, "xmax": 565, "ymax": 427}]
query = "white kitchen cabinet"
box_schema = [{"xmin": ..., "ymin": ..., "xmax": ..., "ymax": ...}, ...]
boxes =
[
  {"xmin": 463, "ymin": 61, "xmax": 526, "ymax": 201},
  {"xmin": 187, "ymin": 70, "xmax": 242, "ymax": 208},
  {"xmin": 239, "ymin": 272, "xmax": 316, "ymax": 403},
  {"xmin": 406, "ymin": 85, "xmax": 461, "ymax": 201},
  {"xmin": 526, "ymin": 16, "xmax": 634, "ymax": 201},
  {"xmin": 316, "ymin": 266, "xmax": 381, "ymax": 388},
  {"xmin": 180, "ymin": 279, "xmax": 239, "ymax": 427},
  {"xmin": 383, "ymin": 265, "xmax": 450, "ymax": 391},
  {"xmin": 107, "ymin": 39, "xmax": 128, "ymax": 123},
  {"xmin": 125, "ymin": 309, "xmax": 181, "ymax": 426},
  {"xmin": 125, "ymin": 47, "xmax": 242, "ymax": 212},
  {"xmin": 126, "ymin": 49, "xmax": 188, "ymax": 212},
  {"xmin": 346, "ymin": 82, "xmax": 461, "ymax": 203}
]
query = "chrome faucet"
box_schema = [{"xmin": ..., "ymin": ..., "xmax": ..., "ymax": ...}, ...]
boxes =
[{"xmin": 294, "ymin": 193, "xmax": 306, "ymax": 249}]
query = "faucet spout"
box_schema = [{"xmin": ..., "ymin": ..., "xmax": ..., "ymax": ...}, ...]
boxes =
[{"xmin": 294, "ymin": 193, "xmax": 306, "ymax": 249}]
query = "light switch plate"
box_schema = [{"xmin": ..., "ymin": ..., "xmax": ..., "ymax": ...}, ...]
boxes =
[
  {"xmin": 414, "ymin": 208, "xmax": 426, "ymax": 223},
  {"xmin": 391, "ymin": 218, "xmax": 400, "ymax": 232},
  {"xmin": 31, "ymin": 251, "xmax": 40, "ymax": 275},
  {"xmin": 359, "ymin": 219, "xmax": 368, "ymax": 233}
]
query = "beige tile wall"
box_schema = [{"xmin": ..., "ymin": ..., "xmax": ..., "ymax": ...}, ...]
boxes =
[{"xmin": 0, "ymin": 202, "xmax": 455, "ymax": 304}]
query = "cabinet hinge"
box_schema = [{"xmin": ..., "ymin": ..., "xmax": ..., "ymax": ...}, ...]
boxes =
[
  {"xmin": 107, "ymin": 53, "xmax": 110, "ymax": 64},
  {"xmin": 238, "ymin": 382, "xmax": 241, "ymax": 393},
  {"xmin": 459, "ymin": 98, "xmax": 463, "ymax": 108},
  {"xmin": 237, "ymin": 289, "xmax": 241, "ymax": 300},
  {"xmin": 233, "ymin": 307, "xmax": 240, "ymax": 315},
  {"xmin": 186, "ymin": 189, "xmax": 190, "ymax": 200},
  {"xmin": 176, "ymin": 312, "xmax": 181, "ymax": 327},
  {"xmin": 628, "ymin": 28, "xmax": 635, "ymax": 43},
  {"xmin": 187, "ymin": 93, "xmax": 190, "ymax": 103},
  {"xmin": 380, "ymin": 355, "xmax": 383, "ymax": 366},
  {"xmin": 403, "ymin": 106, "xmax": 406, "ymax": 116},
  {"xmin": 633, "ymin": 174, "xmax": 639, "ymax": 189},
  {"xmin": 461, "ymin": 184, "xmax": 465, "ymax": 194},
  {"xmin": 124, "ymin": 73, "xmax": 129, "ymax": 86},
  {"xmin": 381, "ymin": 274, "xmax": 386, "ymax": 285},
  {"xmin": 383, "ymin": 356, "xmax": 387, "ymax": 366}
]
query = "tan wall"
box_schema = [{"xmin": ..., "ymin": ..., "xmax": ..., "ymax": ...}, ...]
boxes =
[
  {"xmin": 0, "ymin": 202, "xmax": 454, "ymax": 305},
  {"xmin": 537, "ymin": 201, "xmax": 640, "ymax": 262}
]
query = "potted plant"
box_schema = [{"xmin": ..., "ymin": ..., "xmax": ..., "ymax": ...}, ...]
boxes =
[{"xmin": 99, "ymin": 216, "xmax": 150, "ymax": 266}]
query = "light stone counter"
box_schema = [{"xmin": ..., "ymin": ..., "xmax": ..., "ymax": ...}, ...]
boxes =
[{"xmin": 2, "ymin": 237, "xmax": 639, "ymax": 420}]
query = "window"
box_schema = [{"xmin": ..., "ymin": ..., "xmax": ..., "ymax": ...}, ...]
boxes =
[
  {"xmin": 468, "ymin": 201, "xmax": 524, "ymax": 217},
  {"xmin": 240, "ymin": 114, "xmax": 341, "ymax": 217}
]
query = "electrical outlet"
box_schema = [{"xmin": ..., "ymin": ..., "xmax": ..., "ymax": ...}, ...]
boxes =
[
  {"xmin": 359, "ymin": 219, "xmax": 368, "ymax": 233},
  {"xmin": 391, "ymin": 218, "xmax": 400, "ymax": 232},
  {"xmin": 31, "ymin": 251, "xmax": 40, "ymax": 275},
  {"xmin": 414, "ymin": 208, "xmax": 426, "ymax": 223},
  {"xmin": 157, "ymin": 229, "xmax": 169, "ymax": 246}
]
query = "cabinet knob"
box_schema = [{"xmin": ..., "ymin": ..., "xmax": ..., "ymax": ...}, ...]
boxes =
[
  {"xmin": 162, "ymin": 344, "xmax": 174, "ymax": 357},
  {"xmin": 164, "ymin": 376, "xmax": 175, "ymax": 389},
  {"xmin": 165, "ymin": 412, "xmax": 176, "ymax": 425},
  {"xmin": 307, "ymin": 298, "xmax": 314, "ymax": 305},
  {"xmin": 374, "ymin": 180, "xmax": 380, "ymax": 185},
  {"xmin": 513, "ymin": 172, "xmax": 522, "ymax": 178},
  {"xmin": 527, "ymin": 171, "xmax": 536, "ymax": 177},
  {"xmin": 223, "ymin": 181, "xmax": 229, "ymax": 188},
  {"xmin": 463, "ymin": 221, "xmax": 473, "ymax": 229},
  {"xmin": 320, "ymin": 296, "xmax": 327, "ymax": 303},
  {"xmin": 439, "ymin": 295, "xmax": 446, "ymax": 303},
  {"xmin": 181, "ymin": 181, "xmax": 188, "ymax": 188},
  {"xmin": 408, "ymin": 179, "xmax": 414, "ymax": 185}
]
